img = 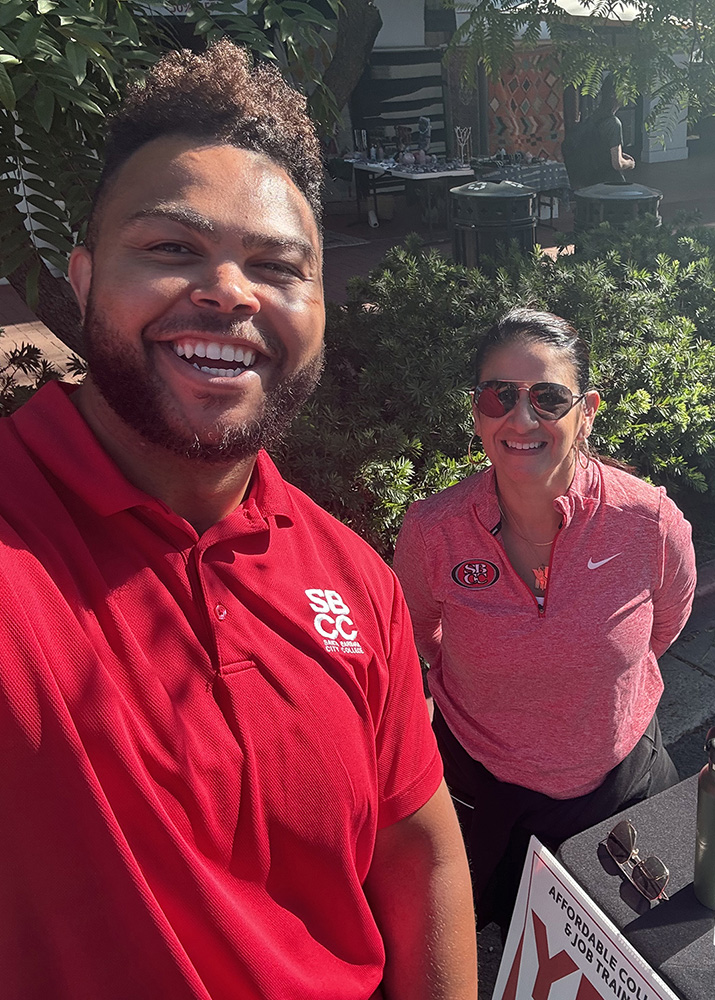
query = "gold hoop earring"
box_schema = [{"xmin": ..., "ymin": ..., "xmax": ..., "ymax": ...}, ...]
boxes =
[{"xmin": 468, "ymin": 435, "xmax": 480, "ymax": 464}]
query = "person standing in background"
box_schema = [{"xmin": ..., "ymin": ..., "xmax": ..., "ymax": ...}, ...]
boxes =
[
  {"xmin": 562, "ymin": 75, "xmax": 635, "ymax": 188},
  {"xmin": 592, "ymin": 75, "xmax": 635, "ymax": 183}
]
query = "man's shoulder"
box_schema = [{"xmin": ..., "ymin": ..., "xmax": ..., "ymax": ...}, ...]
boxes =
[
  {"xmin": 599, "ymin": 114, "xmax": 622, "ymax": 146},
  {"xmin": 0, "ymin": 382, "xmax": 75, "ymax": 469},
  {"xmin": 0, "ymin": 384, "xmax": 98, "ymax": 514},
  {"xmin": 281, "ymin": 476, "xmax": 393, "ymax": 573},
  {"xmin": 0, "ymin": 396, "xmax": 46, "ymax": 497}
]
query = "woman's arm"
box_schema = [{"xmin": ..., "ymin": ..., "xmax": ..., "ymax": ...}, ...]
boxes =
[
  {"xmin": 603, "ymin": 114, "xmax": 635, "ymax": 172},
  {"xmin": 393, "ymin": 509, "xmax": 442, "ymax": 665},
  {"xmin": 651, "ymin": 491, "xmax": 697, "ymax": 658}
]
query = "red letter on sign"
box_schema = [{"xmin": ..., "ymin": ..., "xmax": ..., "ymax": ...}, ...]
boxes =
[
  {"xmin": 575, "ymin": 976, "xmax": 603, "ymax": 1000},
  {"xmin": 501, "ymin": 929, "xmax": 525, "ymax": 1000},
  {"xmin": 531, "ymin": 913, "xmax": 578, "ymax": 1000}
]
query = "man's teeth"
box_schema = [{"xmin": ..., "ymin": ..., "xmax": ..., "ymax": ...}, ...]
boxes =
[
  {"xmin": 505, "ymin": 441, "xmax": 544, "ymax": 450},
  {"xmin": 172, "ymin": 341, "xmax": 257, "ymax": 366}
]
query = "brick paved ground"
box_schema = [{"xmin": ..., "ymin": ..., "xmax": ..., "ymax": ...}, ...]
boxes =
[{"xmin": 0, "ymin": 284, "xmax": 79, "ymax": 380}]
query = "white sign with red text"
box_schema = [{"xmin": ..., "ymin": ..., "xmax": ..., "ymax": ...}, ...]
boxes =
[{"xmin": 492, "ymin": 838, "xmax": 678, "ymax": 1000}]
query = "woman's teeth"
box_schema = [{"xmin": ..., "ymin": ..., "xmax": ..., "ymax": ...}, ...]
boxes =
[{"xmin": 505, "ymin": 441, "xmax": 545, "ymax": 450}]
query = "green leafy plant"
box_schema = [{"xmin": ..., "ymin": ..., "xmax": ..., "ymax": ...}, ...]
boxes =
[
  {"xmin": 451, "ymin": 0, "xmax": 715, "ymax": 132},
  {"xmin": 0, "ymin": 0, "xmax": 340, "ymax": 340},
  {"xmin": 278, "ymin": 238, "xmax": 495, "ymax": 555},
  {"xmin": 566, "ymin": 217, "xmax": 715, "ymax": 337},
  {"xmin": 279, "ymin": 229, "xmax": 715, "ymax": 558},
  {"xmin": 0, "ymin": 328, "xmax": 85, "ymax": 415}
]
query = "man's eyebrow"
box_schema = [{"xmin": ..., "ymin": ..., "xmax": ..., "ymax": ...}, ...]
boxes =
[
  {"xmin": 126, "ymin": 206, "xmax": 219, "ymax": 239},
  {"xmin": 124, "ymin": 208, "xmax": 319, "ymax": 265},
  {"xmin": 241, "ymin": 232, "xmax": 319, "ymax": 267}
]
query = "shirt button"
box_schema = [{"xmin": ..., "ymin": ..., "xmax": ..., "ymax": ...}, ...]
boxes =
[{"xmin": 214, "ymin": 604, "xmax": 228, "ymax": 621}]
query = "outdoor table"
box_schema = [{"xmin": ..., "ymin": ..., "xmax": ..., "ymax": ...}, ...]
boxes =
[
  {"xmin": 351, "ymin": 161, "xmax": 475, "ymax": 231},
  {"xmin": 482, "ymin": 162, "xmax": 571, "ymax": 224},
  {"xmin": 557, "ymin": 775, "xmax": 715, "ymax": 1000},
  {"xmin": 351, "ymin": 161, "xmax": 402, "ymax": 225},
  {"xmin": 482, "ymin": 161, "xmax": 570, "ymax": 191},
  {"xmin": 388, "ymin": 166, "xmax": 475, "ymax": 233}
]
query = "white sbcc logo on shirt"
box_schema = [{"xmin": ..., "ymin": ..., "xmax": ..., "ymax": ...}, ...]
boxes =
[{"xmin": 305, "ymin": 589, "xmax": 364, "ymax": 654}]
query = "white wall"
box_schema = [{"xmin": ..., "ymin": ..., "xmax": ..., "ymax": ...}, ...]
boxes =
[
  {"xmin": 373, "ymin": 0, "xmax": 425, "ymax": 48},
  {"xmin": 640, "ymin": 103, "xmax": 688, "ymax": 163},
  {"xmin": 640, "ymin": 58, "xmax": 689, "ymax": 162}
]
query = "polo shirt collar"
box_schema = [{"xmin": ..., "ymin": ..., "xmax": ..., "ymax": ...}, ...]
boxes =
[
  {"xmin": 11, "ymin": 382, "xmax": 295, "ymax": 524},
  {"xmin": 11, "ymin": 382, "xmax": 155, "ymax": 517},
  {"xmin": 244, "ymin": 450, "xmax": 295, "ymax": 522}
]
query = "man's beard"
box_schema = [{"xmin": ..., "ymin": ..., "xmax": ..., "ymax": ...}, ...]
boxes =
[{"xmin": 83, "ymin": 306, "xmax": 324, "ymax": 464}]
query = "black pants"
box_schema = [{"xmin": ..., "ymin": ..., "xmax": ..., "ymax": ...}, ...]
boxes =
[{"xmin": 433, "ymin": 707, "xmax": 679, "ymax": 932}]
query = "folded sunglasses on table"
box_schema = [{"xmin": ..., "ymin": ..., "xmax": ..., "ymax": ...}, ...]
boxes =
[{"xmin": 603, "ymin": 819, "xmax": 670, "ymax": 902}]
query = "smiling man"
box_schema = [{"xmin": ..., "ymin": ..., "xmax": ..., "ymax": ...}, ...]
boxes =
[
  {"xmin": 70, "ymin": 133, "xmax": 327, "ymax": 529},
  {"xmin": 0, "ymin": 40, "xmax": 476, "ymax": 1000}
]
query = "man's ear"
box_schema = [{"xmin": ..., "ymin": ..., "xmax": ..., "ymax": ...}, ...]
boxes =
[{"xmin": 68, "ymin": 246, "xmax": 92, "ymax": 319}]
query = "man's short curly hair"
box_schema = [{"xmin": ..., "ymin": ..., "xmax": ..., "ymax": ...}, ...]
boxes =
[{"xmin": 87, "ymin": 39, "xmax": 322, "ymax": 246}]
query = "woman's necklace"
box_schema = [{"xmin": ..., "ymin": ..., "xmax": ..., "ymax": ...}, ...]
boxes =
[{"xmin": 497, "ymin": 496, "xmax": 558, "ymax": 593}]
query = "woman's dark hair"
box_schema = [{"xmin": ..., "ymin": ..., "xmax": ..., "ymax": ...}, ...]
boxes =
[{"xmin": 474, "ymin": 308, "xmax": 590, "ymax": 393}]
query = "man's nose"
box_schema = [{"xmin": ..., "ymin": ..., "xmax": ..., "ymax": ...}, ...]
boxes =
[{"xmin": 190, "ymin": 262, "xmax": 261, "ymax": 313}]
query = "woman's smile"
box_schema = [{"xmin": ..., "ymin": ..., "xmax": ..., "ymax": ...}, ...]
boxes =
[{"xmin": 503, "ymin": 439, "xmax": 547, "ymax": 451}]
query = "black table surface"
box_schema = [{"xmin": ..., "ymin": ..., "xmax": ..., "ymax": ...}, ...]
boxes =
[{"xmin": 557, "ymin": 775, "xmax": 715, "ymax": 1000}]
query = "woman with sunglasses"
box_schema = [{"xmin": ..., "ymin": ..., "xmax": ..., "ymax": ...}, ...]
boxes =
[{"xmin": 393, "ymin": 308, "xmax": 696, "ymax": 932}]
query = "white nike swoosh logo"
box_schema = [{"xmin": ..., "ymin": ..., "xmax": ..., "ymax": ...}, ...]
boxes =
[{"xmin": 588, "ymin": 553, "xmax": 622, "ymax": 570}]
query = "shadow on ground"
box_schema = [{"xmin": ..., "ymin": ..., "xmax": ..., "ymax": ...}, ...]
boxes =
[{"xmin": 478, "ymin": 924, "xmax": 504, "ymax": 999}]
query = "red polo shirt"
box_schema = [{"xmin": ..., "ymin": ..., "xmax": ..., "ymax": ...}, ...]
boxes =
[{"xmin": 0, "ymin": 383, "xmax": 441, "ymax": 1000}]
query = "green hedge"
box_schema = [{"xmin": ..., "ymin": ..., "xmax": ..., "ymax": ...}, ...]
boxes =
[{"xmin": 278, "ymin": 225, "xmax": 715, "ymax": 558}]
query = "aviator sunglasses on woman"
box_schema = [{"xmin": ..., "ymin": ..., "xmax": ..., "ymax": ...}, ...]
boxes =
[{"xmin": 474, "ymin": 380, "xmax": 586, "ymax": 421}]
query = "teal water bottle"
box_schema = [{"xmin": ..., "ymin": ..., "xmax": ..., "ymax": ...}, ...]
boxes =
[{"xmin": 694, "ymin": 727, "xmax": 715, "ymax": 909}]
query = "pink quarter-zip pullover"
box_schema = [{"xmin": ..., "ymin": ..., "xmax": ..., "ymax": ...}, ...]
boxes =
[{"xmin": 394, "ymin": 461, "xmax": 696, "ymax": 799}]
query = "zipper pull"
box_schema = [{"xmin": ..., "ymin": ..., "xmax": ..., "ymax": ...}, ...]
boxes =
[{"xmin": 538, "ymin": 604, "xmax": 545, "ymax": 616}]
